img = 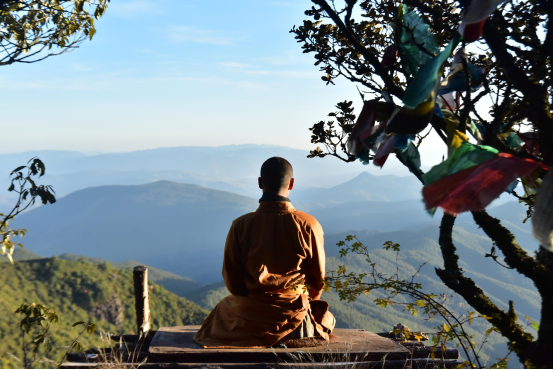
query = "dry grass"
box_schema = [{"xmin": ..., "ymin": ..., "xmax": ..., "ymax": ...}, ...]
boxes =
[
  {"xmin": 61, "ymin": 331, "xmax": 149, "ymax": 369},
  {"xmin": 272, "ymin": 337, "xmax": 462, "ymax": 369}
]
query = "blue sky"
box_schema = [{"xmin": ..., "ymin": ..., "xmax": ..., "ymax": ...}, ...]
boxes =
[{"xmin": 2, "ymin": 0, "xmax": 446, "ymax": 165}]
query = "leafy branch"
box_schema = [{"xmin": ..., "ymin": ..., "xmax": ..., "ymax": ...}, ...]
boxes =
[
  {"xmin": 1, "ymin": 157, "xmax": 56, "ymax": 263},
  {"xmin": 0, "ymin": 0, "xmax": 110, "ymax": 66},
  {"xmin": 324, "ymin": 235, "xmax": 500, "ymax": 368},
  {"xmin": 15, "ymin": 302, "xmax": 96, "ymax": 369}
]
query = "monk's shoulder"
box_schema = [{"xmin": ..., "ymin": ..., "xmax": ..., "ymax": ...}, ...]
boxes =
[
  {"xmin": 231, "ymin": 212, "xmax": 257, "ymax": 228},
  {"xmin": 291, "ymin": 210, "xmax": 323, "ymax": 233}
]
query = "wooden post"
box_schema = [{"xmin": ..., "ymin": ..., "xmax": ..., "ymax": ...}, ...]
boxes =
[{"xmin": 133, "ymin": 265, "xmax": 151, "ymax": 333}]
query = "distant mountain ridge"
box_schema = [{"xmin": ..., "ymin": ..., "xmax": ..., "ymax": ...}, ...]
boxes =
[
  {"xmin": 0, "ymin": 144, "xmax": 410, "ymax": 199},
  {"xmin": 294, "ymin": 172, "xmax": 422, "ymax": 208}
]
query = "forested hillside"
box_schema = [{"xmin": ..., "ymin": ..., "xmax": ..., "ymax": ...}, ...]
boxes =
[{"xmin": 0, "ymin": 258, "xmax": 208, "ymax": 368}]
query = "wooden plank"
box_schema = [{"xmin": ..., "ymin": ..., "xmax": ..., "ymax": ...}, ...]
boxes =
[
  {"xmin": 62, "ymin": 359, "xmax": 464, "ymax": 369},
  {"xmin": 148, "ymin": 326, "xmax": 410, "ymax": 363}
]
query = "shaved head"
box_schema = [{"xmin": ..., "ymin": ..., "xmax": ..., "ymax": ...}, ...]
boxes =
[{"xmin": 260, "ymin": 157, "xmax": 293, "ymax": 194}]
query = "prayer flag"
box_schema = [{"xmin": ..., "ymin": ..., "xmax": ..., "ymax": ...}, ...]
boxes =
[
  {"xmin": 394, "ymin": 135, "xmax": 415, "ymax": 151},
  {"xmin": 422, "ymin": 141, "xmax": 498, "ymax": 185},
  {"xmin": 439, "ymin": 92, "xmax": 460, "ymax": 111},
  {"xmin": 402, "ymin": 34, "xmax": 462, "ymax": 110},
  {"xmin": 505, "ymin": 132, "xmax": 524, "ymax": 151},
  {"xmin": 442, "ymin": 111, "xmax": 469, "ymax": 156},
  {"xmin": 398, "ymin": 142, "xmax": 423, "ymax": 177},
  {"xmin": 459, "ymin": 0, "xmax": 507, "ymax": 42},
  {"xmin": 373, "ymin": 134, "xmax": 395, "ymax": 168},
  {"xmin": 386, "ymin": 94, "xmax": 435, "ymax": 135},
  {"xmin": 399, "ymin": 5, "xmax": 439, "ymax": 76},
  {"xmin": 438, "ymin": 55, "xmax": 485, "ymax": 96},
  {"xmin": 422, "ymin": 153, "xmax": 548, "ymax": 214},
  {"xmin": 346, "ymin": 99, "xmax": 379, "ymax": 155},
  {"xmin": 532, "ymin": 171, "xmax": 553, "ymax": 250},
  {"xmin": 381, "ymin": 45, "xmax": 397, "ymax": 67}
]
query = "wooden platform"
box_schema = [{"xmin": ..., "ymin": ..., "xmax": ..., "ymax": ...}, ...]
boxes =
[
  {"xmin": 148, "ymin": 325, "xmax": 410, "ymax": 363},
  {"xmin": 60, "ymin": 326, "xmax": 462, "ymax": 368}
]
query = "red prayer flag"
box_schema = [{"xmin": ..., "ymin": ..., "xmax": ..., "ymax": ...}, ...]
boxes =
[
  {"xmin": 373, "ymin": 135, "xmax": 396, "ymax": 168},
  {"xmin": 422, "ymin": 153, "xmax": 549, "ymax": 215},
  {"xmin": 461, "ymin": 17, "xmax": 487, "ymax": 42},
  {"xmin": 381, "ymin": 45, "xmax": 397, "ymax": 67},
  {"xmin": 347, "ymin": 99, "xmax": 379, "ymax": 155}
]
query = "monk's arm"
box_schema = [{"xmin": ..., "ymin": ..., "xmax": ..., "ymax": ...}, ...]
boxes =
[
  {"xmin": 307, "ymin": 223, "xmax": 325, "ymax": 300},
  {"xmin": 222, "ymin": 222, "xmax": 248, "ymax": 297}
]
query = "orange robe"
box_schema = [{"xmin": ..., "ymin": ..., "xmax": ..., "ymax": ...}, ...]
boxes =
[{"xmin": 193, "ymin": 201, "xmax": 335, "ymax": 348}]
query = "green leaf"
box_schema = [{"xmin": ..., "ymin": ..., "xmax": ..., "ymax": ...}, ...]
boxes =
[
  {"xmin": 86, "ymin": 322, "xmax": 96, "ymax": 335},
  {"xmin": 71, "ymin": 321, "xmax": 85, "ymax": 328},
  {"xmin": 10, "ymin": 166, "xmax": 26, "ymax": 175}
]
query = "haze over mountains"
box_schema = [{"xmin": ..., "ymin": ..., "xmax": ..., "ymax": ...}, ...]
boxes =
[{"xmin": 0, "ymin": 145, "xmax": 412, "ymax": 201}]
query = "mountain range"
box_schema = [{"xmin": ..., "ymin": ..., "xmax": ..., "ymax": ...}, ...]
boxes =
[{"xmin": 12, "ymin": 172, "xmax": 536, "ymax": 283}]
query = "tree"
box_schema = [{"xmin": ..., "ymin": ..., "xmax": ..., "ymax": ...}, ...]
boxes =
[
  {"xmin": 291, "ymin": 0, "xmax": 551, "ymax": 367},
  {"xmin": 0, "ymin": 0, "xmax": 109, "ymax": 65},
  {"xmin": 1, "ymin": 158, "xmax": 56, "ymax": 263}
]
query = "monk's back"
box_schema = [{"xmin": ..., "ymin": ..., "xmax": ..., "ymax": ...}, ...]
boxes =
[{"xmin": 228, "ymin": 201, "xmax": 324, "ymax": 295}]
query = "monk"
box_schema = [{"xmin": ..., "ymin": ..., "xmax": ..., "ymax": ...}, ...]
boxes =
[{"xmin": 194, "ymin": 157, "xmax": 335, "ymax": 348}]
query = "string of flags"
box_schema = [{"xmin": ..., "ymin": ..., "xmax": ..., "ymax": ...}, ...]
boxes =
[{"xmin": 346, "ymin": 0, "xmax": 550, "ymax": 219}]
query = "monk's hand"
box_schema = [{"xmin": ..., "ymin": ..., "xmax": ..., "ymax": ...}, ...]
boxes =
[{"xmin": 286, "ymin": 273, "xmax": 306, "ymax": 293}]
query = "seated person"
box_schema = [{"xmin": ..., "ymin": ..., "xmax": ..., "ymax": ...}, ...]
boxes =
[{"xmin": 194, "ymin": 157, "xmax": 335, "ymax": 348}]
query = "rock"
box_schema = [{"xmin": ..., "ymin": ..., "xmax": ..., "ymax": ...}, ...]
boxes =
[{"xmin": 89, "ymin": 295, "xmax": 125, "ymax": 327}]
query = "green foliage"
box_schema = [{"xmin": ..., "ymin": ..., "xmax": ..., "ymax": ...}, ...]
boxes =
[
  {"xmin": 15, "ymin": 302, "xmax": 59, "ymax": 363},
  {"xmin": 1, "ymin": 158, "xmax": 56, "ymax": 264},
  {"xmin": 0, "ymin": 257, "xmax": 208, "ymax": 368},
  {"xmin": 56, "ymin": 254, "xmax": 202, "ymax": 297},
  {"xmin": 0, "ymin": 0, "xmax": 109, "ymax": 65},
  {"xmin": 325, "ymin": 235, "xmax": 511, "ymax": 368},
  {"xmin": 13, "ymin": 302, "xmax": 98, "ymax": 368},
  {"xmin": 308, "ymin": 100, "xmax": 357, "ymax": 162}
]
